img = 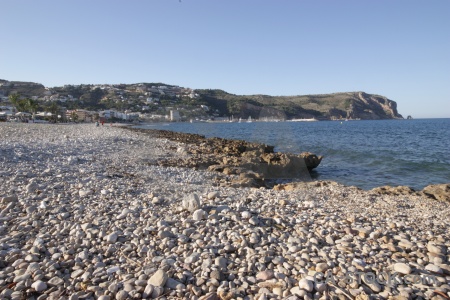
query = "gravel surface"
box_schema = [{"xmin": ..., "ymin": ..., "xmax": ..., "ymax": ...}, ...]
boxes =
[{"xmin": 0, "ymin": 123, "xmax": 449, "ymax": 300}]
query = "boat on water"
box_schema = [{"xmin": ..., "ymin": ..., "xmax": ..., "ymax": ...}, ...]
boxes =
[
  {"xmin": 190, "ymin": 118, "xmax": 207, "ymax": 123},
  {"xmin": 288, "ymin": 118, "xmax": 318, "ymax": 122},
  {"xmin": 247, "ymin": 116, "xmax": 252, "ymax": 123}
]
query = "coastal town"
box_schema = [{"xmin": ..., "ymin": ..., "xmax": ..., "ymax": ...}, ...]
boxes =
[
  {"xmin": 0, "ymin": 79, "xmax": 405, "ymax": 124},
  {"xmin": 0, "ymin": 80, "xmax": 212, "ymax": 123}
]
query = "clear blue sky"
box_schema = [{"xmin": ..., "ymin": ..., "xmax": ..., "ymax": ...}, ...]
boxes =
[{"xmin": 1, "ymin": 0, "xmax": 449, "ymax": 118}]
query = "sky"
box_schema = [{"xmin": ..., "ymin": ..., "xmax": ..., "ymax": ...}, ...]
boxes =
[{"xmin": 1, "ymin": 0, "xmax": 449, "ymax": 118}]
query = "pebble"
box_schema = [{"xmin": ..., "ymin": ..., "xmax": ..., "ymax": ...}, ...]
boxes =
[
  {"xmin": 215, "ymin": 257, "xmax": 227, "ymax": 270},
  {"xmin": 427, "ymin": 242, "xmax": 446, "ymax": 255},
  {"xmin": 290, "ymin": 286, "xmax": 307, "ymax": 297},
  {"xmin": 47, "ymin": 276, "xmax": 64, "ymax": 286},
  {"xmin": 31, "ymin": 280, "xmax": 47, "ymax": 292},
  {"xmin": 0, "ymin": 124, "xmax": 448, "ymax": 300},
  {"xmin": 148, "ymin": 269, "xmax": 168, "ymax": 287},
  {"xmin": 193, "ymin": 208, "xmax": 206, "ymax": 221},
  {"xmin": 315, "ymin": 262, "xmax": 328, "ymax": 273},
  {"xmin": 393, "ymin": 262, "xmax": 412, "ymax": 274},
  {"xmin": 105, "ymin": 232, "xmax": 118, "ymax": 243},
  {"xmin": 197, "ymin": 293, "xmax": 217, "ymax": 300},
  {"xmin": 116, "ymin": 290, "xmax": 129, "ymax": 300},
  {"xmin": 108, "ymin": 283, "xmax": 118, "ymax": 293},
  {"xmin": 1, "ymin": 195, "xmax": 18, "ymax": 203},
  {"xmin": 165, "ymin": 277, "xmax": 185, "ymax": 289},
  {"xmin": 26, "ymin": 182, "xmax": 39, "ymax": 193},
  {"xmin": 241, "ymin": 211, "xmax": 252, "ymax": 219},
  {"xmin": 152, "ymin": 196, "xmax": 163, "ymax": 204},
  {"xmin": 362, "ymin": 274, "xmax": 381, "ymax": 292},
  {"xmin": 207, "ymin": 191, "xmax": 220, "ymax": 200},
  {"xmin": 183, "ymin": 193, "xmax": 201, "ymax": 212},
  {"xmin": 298, "ymin": 278, "xmax": 313, "ymax": 292},
  {"xmin": 142, "ymin": 284, "xmax": 154, "ymax": 298},
  {"xmin": 256, "ymin": 270, "xmax": 274, "ymax": 281},
  {"xmin": 425, "ymin": 264, "xmax": 443, "ymax": 274}
]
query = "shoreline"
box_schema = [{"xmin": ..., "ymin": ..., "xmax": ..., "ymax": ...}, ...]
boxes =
[
  {"xmin": 135, "ymin": 119, "xmax": 450, "ymax": 191},
  {"xmin": 126, "ymin": 127, "xmax": 322, "ymax": 188},
  {"xmin": 0, "ymin": 123, "xmax": 449, "ymax": 299},
  {"xmin": 127, "ymin": 126, "xmax": 449, "ymax": 200}
]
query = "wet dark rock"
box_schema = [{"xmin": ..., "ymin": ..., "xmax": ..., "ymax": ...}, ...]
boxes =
[
  {"xmin": 422, "ymin": 183, "xmax": 450, "ymax": 201},
  {"xmin": 126, "ymin": 128, "xmax": 322, "ymax": 188},
  {"xmin": 370, "ymin": 185, "xmax": 417, "ymax": 196}
]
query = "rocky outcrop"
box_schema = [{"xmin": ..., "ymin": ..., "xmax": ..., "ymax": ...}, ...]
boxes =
[
  {"xmin": 348, "ymin": 92, "xmax": 403, "ymax": 120},
  {"xmin": 370, "ymin": 185, "xmax": 418, "ymax": 196},
  {"xmin": 370, "ymin": 183, "xmax": 450, "ymax": 202},
  {"xmin": 273, "ymin": 182, "xmax": 450, "ymax": 203},
  {"xmin": 273, "ymin": 180, "xmax": 339, "ymax": 191},
  {"xmin": 422, "ymin": 184, "xmax": 450, "ymax": 201},
  {"xmin": 325, "ymin": 92, "xmax": 403, "ymax": 120},
  {"xmin": 129, "ymin": 128, "xmax": 322, "ymax": 188}
]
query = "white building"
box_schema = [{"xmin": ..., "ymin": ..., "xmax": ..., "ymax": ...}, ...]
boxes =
[
  {"xmin": 169, "ymin": 110, "xmax": 180, "ymax": 121},
  {"xmin": 99, "ymin": 110, "xmax": 116, "ymax": 119},
  {"xmin": 114, "ymin": 111, "xmax": 139, "ymax": 121}
]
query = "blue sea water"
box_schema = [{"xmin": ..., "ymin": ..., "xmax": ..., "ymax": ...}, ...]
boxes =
[{"xmin": 137, "ymin": 119, "xmax": 450, "ymax": 190}]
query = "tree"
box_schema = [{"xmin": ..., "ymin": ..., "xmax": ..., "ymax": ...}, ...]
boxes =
[
  {"xmin": 8, "ymin": 94, "xmax": 40, "ymax": 114},
  {"xmin": 9, "ymin": 94, "xmax": 28, "ymax": 112},
  {"xmin": 25, "ymin": 98, "xmax": 39, "ymax": 114},
  {"xmin": 8, "ymin": 93, "xmax": 20, "ymax": 105},
  {"xmin": 70, "ymin": 111, "xmax": 79, "ymax": 123},
  {"xmin": 45, "ymin": 102, "xmax": 60, "ymax": 123}
]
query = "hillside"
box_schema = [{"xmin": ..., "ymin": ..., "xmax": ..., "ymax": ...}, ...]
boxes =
[
  {"xmin": 0, "ymin": 79, "xmax": 403, "ymax": 120},
  {"xmin": 0, "ymin": 80, "xmax": 46, "ymax": 96},
  {"xmin": 195, "ymin": 89, "xmax": 403, "ymax": 120}
]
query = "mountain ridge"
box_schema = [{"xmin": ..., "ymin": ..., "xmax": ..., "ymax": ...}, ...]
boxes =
[
  {"xmin": 196, "ymin": 89, "xmax": 403, "ymax": 120},
  {"xmin": 0, "ymin": 79, "xmax": 403, "ymax": 120}
]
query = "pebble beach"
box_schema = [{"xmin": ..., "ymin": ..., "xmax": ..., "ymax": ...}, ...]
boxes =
[{"xmin": 0, "ymin": 123, "xmax": 449, "ymax": 300}]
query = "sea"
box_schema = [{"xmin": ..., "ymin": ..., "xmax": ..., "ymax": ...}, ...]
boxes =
[{"xmin": 136, "ymin": 118, "xmax": 450, "ymax": 190}]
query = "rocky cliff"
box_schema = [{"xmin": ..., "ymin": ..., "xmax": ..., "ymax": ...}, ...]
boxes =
[
  {"xmin": 196, "ymin": 90, "xmax": 404, "ymax": 120},
  {"xmin": 344, "ymin": 92, "xmax": 403, "ymax": 120}
]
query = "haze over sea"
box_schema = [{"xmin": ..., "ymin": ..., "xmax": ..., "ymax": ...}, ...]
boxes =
[{"xmin": 139, "ymin": 118, "xmax": 450, "ymax": 190}]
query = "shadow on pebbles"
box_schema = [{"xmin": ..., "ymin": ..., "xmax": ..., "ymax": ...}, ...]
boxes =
[{"xmin": 0, "ymin": 123, "xmax": 449, "ymax": 300}]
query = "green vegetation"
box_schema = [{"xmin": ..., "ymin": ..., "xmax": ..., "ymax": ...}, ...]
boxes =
[
  {"xmin": 8, "ymin": 94, "xmax": 39, "ymax": 113},
  {"xmin": 0, "ymin": 79, "xmax": 402, "ymax": 120},
  {"xmin": 44, "ymin": 102, "xmax": 61, "ymax": 122},
  {"xmin": 194, "ymin": 90, "xmax": 402, "ymax": 119}
]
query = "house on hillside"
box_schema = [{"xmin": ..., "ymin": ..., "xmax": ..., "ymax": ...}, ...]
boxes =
[
  {"xmin": 0, "ymin": 106, "xmax": 15, "ymax": 121},
  {"xmin": 99, "ymin": 110, "xmax": 116, "ymax": 119},
  {"xmin": 66, "ymin": 109, "xmax": 97, "ymax": 122},
  {"xmin": 114, "ymin": 111, "xmax": 139, "ymax": 121},
  {"xmin": 169, "ymin": 110, "xmax": 181, "ymax": 121}
]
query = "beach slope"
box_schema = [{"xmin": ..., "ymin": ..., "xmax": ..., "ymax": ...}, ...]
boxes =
[{"xmin": 0, "ymin": 124, "xmax": 449, "ymax": 299}]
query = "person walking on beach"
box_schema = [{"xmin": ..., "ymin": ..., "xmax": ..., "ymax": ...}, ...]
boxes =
[{"xmin": 95, "ymin": 121, "xmax": 99, "ymax": 127}]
